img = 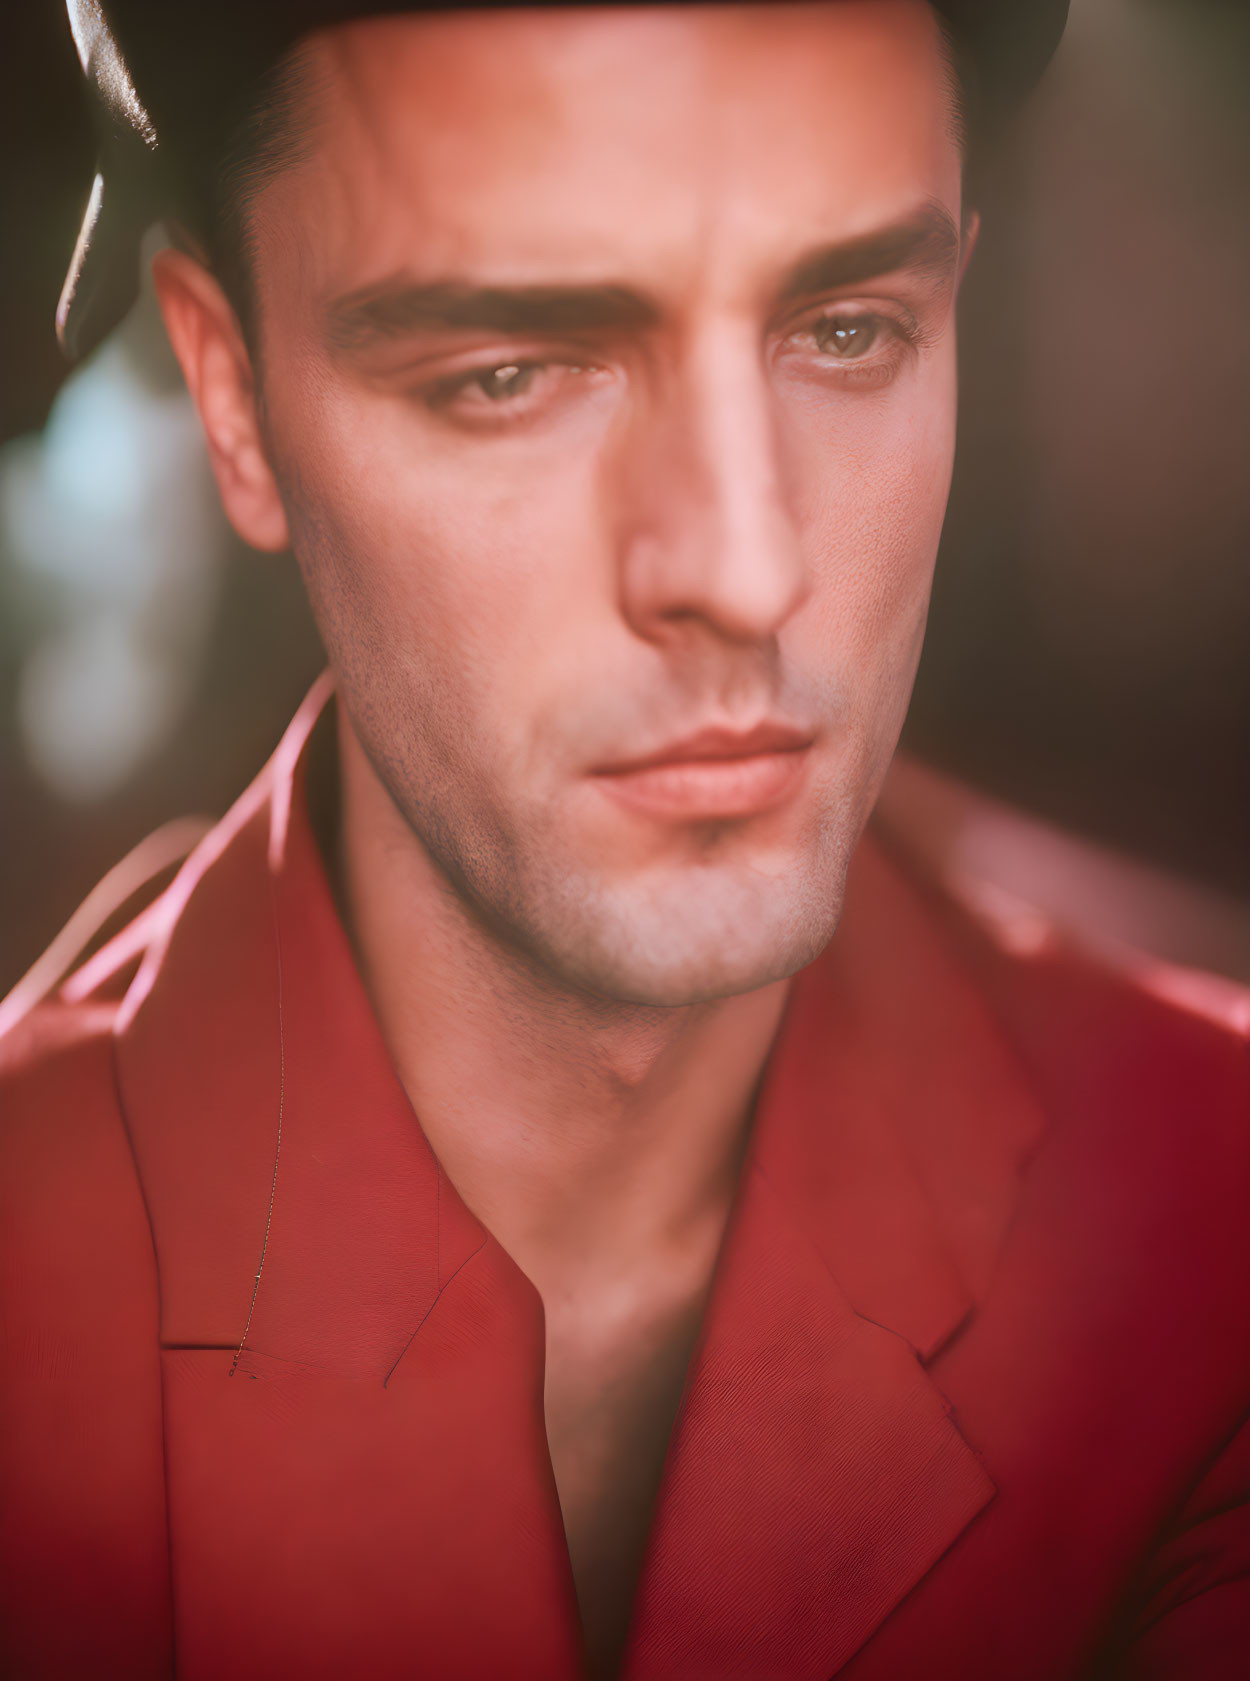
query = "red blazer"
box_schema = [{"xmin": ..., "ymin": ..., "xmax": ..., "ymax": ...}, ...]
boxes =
[{"xmin": 3, "ymin": 685, "xmax": 1249, "ymax": 1681}]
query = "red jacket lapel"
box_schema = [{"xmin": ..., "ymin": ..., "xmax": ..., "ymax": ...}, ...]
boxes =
[
  {"xmin": 622, "ymin": 1164, "xmax": 995, "ymax": 1680},
  {"xmin": 115, "ymin": 685, "xmax": 584, "ymax": 1680},
  {"xmin": 623, "ymin": 838, "xmax": 1045, "ymax": 1679}
]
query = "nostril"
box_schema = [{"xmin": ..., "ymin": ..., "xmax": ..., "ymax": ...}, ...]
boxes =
[{"xmin": 617, "ymin": 501, "xmax": 809, "ymax": 646}]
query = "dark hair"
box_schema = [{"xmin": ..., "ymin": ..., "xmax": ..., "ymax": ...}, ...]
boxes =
[
  {"xmin": 935, "ymin": 12, "xmax": 977, "ymax": 164},
  {"xmin": 195, "ymin": 45, "xmax": 327, "ymax": 346}
]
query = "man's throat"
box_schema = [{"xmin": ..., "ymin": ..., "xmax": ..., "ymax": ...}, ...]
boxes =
[{"xmin": 542, "ymin": 1256, "xmax": 719, "ymax": 1681}]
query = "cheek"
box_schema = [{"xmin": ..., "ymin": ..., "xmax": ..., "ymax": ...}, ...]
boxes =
[
  {"xmin": 784, "ymin": 362, "xmax": 956, "ymax": 689},
  {"xmin": 269, "ymin": 372, "xmax": 616, "ymax": 755}
]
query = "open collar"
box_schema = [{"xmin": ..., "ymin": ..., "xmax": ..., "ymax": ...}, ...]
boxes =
[{"xmin": 111, "ymin": 680, "xmax": 1044, "ymax": 1680}]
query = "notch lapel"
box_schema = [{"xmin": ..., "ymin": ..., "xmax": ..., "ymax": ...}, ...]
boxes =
[
  {"xmin": 621, "ymin": 1164, "xmax": 994, "ymax": 1681},
  {"xmin": 114, "ymin": 685, "xmax": 585, "ymax": 1681}
]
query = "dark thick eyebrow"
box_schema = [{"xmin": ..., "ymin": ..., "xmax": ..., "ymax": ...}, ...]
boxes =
[
  {"xmin": 778, "ymin": 202, "xmax": 962, "ymax": 304},
  {"xmin": 325, "ymin": 201, "xmax": 962, "ymax": 353},
  {"xmin": 327, "ymin": 280, "xmax": 659, "ymax": 352}
]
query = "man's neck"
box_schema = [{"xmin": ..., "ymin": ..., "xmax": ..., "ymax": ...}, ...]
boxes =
[{"xmin": 326, "ymin": 712, "xmax": 789, "ymax": 1302}]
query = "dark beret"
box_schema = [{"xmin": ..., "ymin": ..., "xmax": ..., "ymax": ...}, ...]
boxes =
[{"xmin": 56, "ymin": 0, "xmax": 1068, "ymax": 360}]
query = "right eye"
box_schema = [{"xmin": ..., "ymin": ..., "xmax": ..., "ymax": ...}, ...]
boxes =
[{"xmin": 420, "ymin": 358, "xmax": 597, "ymax": 428}]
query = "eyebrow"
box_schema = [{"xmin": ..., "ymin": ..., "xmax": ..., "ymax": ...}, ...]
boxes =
[
  {"xmin": 327, "ymin": 281, "xmax": 658, "ymax": 351},
  {"xmin": 777, "ymin": 201, "xmax": 962, "ymax": 304},
  {"xmin": 324, "ymin": 201, "xmax": 962, "ymax": 353}
]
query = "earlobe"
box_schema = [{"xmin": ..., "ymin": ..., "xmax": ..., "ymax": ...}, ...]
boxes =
[{"xmin": 151, "ymin": 248, "xmax": 291, "ymax": 554}]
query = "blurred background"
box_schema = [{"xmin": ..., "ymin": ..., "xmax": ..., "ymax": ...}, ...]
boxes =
[{"xmin": 1, "ymin": 0, "xmax": 1247, "ymax": 998}]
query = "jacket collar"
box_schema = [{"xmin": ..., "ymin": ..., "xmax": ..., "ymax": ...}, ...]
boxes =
[{"xmin": 109, "ymin": 680, "xmax": 1043, "ymax": 1679}]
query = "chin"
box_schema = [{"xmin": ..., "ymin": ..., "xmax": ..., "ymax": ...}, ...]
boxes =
[{"xmin": 521, "ymin": 857, "xmax": 850, "ymax": 1009}]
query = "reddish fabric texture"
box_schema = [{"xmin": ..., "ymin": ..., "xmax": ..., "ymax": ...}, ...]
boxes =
[{"xmin": 2, "ymin": 684, "xmax": 1248, "ymax": 1680}]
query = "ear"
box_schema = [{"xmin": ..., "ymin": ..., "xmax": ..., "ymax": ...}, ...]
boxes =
[
  {"xmin": 956, "ymin": 209, "xmax": 981, "ymax": 290},
  {"xmin": 151, "ymin": 248, "xmax": 290, "ymax": 553}
]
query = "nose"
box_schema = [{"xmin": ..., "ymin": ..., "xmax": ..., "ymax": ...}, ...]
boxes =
[{"xmin": 615, "ymin": 323, "xmax": 809, "ymax": 648}]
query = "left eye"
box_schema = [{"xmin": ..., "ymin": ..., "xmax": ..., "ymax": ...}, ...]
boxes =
[
  {"xmin": 465, "ymin": 363, "xmax": 542, "ymax": 402},
  {"xmin": 812, "ymin": 316, "xmax": 882, "ymax": 359}
]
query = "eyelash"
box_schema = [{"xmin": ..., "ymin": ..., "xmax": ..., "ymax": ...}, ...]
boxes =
[
  {"xmin": 423, "ymin": 360, "xmax": 588, "ymax": 418},
  {"xmin": 778, "ymin": 306, "xmax": 927, "ymax": 383},
  {"xmin": 412, "ymin": 304, "xmax": 927, "ymax": 424}
]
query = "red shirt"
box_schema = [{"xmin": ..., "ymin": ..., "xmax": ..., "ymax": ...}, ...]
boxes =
[{"xmin": 3, "ymin": 683, "xmax": 1248, "ymax": 1679}]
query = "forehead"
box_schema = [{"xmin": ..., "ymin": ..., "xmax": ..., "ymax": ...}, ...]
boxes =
[{"xmin": 260, "ymin": 1, "xmax": 960, "ymax": 300}]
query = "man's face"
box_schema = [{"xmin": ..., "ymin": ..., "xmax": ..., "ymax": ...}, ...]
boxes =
[{"xmin": 247, "ymin": 0, "xmax": 966, "ymax": 1005}]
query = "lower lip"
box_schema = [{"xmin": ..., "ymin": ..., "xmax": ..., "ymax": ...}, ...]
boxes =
[{"xmin": 593, "ymin": 747, "xmax": 810, "ymax": 820}]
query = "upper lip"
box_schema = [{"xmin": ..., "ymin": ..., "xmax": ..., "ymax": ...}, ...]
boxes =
[{"xmin": 594, "ymin": 721, "xmax": 815, "ymax": 775}]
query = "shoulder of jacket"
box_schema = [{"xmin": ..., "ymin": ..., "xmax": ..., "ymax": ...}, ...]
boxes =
[
  {"xmin": 0, "ymin": 997, "xmax": 142, "ymax": 1240},
  {"xmin": 875, "ymin": 753, "xmax": 1250, "ymax": 1036},
  {"xmin": 871, "ymin": 759, "xmax": 1250, "ymax": 1153},
  {"xmin": 0, "ymin": 1004, "xmax": 172, "ymax": 1676}
]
